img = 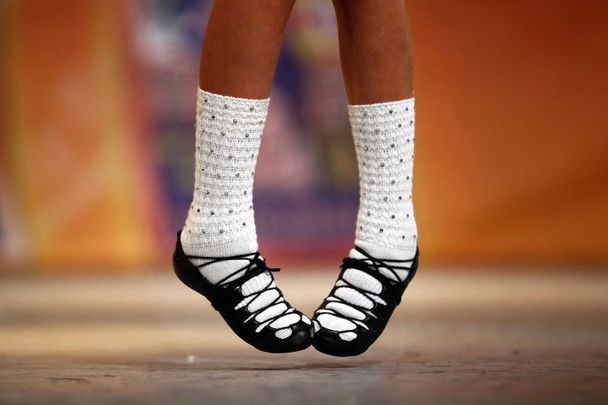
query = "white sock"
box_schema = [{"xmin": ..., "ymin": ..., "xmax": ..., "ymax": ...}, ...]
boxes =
[
  {"xmin": 181, "ymin": 89, "xmax": 302, "ymax": 333},
  {"xmin": 316, "ymin": 98, "xmax": 418, "ymax": 333},
  {"xmin": 182, "ymin": 88, "xmax": 267, "ymax": 281}
]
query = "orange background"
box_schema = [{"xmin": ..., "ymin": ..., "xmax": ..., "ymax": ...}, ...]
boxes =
[
  {"xmin": 1, "ymin": 1, "xmax": 163, "ymax": 268},
  {"xmin": 1, "ymin": 0, "xmax": 607, "ymax": 270},
  {"xmin": 410, "ymin": 1, "xmax": 608, "ymax": 263}
]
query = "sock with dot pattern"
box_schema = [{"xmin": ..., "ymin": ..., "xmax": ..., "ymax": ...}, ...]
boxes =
[
  {"xmin": 181, "ymin": 89, "xmax": 268, "ymax": 281},
  {"xmin": 179, "ymin": 89, "xmax": 310, "ymax": 346},
  {"xmin": 313, "ymin": 98, "xmax": 419, "ymax": 352}
]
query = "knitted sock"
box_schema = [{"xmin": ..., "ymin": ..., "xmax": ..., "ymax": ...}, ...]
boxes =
[
  {"xmin": 181, "ymin": 89, "xmax": 302, "ymax": 332},
  {"xmin": 315, "ymin": 98, "xmax": 418, "ymax": 334}
]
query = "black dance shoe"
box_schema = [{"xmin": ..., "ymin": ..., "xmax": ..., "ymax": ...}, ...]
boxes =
[
  {"xmin": 173, "ymin": 232, "xmax": 313, "ymax": 353},
  {"xmin": 312, "ymin": 246, "xmax": 419, "ymax": 357}
]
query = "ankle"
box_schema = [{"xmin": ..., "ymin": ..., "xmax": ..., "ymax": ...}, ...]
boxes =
[
  {"xmin": 180, "ymin": 233, "xmax": 258, "ymax": 258},
  {"xmin": 352, "ymin": 240, "xmax": 417, "ymax": 261}
]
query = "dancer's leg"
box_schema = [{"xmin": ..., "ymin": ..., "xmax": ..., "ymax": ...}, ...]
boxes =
[
  {"xmin": 332, "ymin": 0, "xmax": 414, "ymax": 103},
  {"xmin": 199, "ymin": 0, "xmax": 295, "ymax": 98},
  {"xmin": 175, "ymin": 0, "xmax": 313, "ymax": 354},
  {"xmin": 313, "ymin": 0, "xmax": 419, "ymax": 356}
]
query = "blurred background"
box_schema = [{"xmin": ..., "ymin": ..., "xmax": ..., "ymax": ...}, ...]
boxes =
[
  {"xmin": 1, "ymin": 1, "xmax": 608, "ymax": 402},
  {"xmin": 1, "ymin": 0, "xmax": 608, "ymax": 271}
]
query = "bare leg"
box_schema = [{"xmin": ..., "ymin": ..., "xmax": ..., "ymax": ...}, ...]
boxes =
[
  {"xmin": 199, "ymin": 0, "xmax": 296, "ymax": 98},
  {"xmin": 332, "ymin": 0, "xmax": 414, "ymax": 103},
  {"xmin": 176, "ymin": 0, "xmax": 314, "ymax": 354},
  {"xmin": 311, "ymin": 0, "xmax": 418, "ymax": 356}
]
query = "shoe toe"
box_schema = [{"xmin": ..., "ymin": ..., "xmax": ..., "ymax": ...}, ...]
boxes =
[
  {"xmin": 255, "ymin": 316, "xmax": 313, "ymax": 353},
  {"xmin": 286, "ymin": 325, "xmax": 313, "ymax": 350},
  {"xmin": 312, "ymin": 327, "xmax": 370, "ymax": 357},
  {"xmin": 282, "ymin": 317, "xmax": 314, "ymax": 350}
]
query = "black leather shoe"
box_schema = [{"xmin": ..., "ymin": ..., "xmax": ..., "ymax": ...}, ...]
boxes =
[
  {"xmin": 173, "ymin": 232, "xmax": 313, "ymax": 353},
  {"xmin": 312, "ymin": 246, "xmax": 419, "ymax": 357}
]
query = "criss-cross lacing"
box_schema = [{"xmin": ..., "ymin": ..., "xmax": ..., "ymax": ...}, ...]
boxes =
[
  {"xmin": 342, "ymin": 246, "xmax": 418, "ymax": 288},
  {"xmin": 173, "ymin": 232, "xmax": 313, "ymax": 352},
  {"xmin": 312, "ymin": 246, "xmax": 419, "ymax": 356},
  {"xmin": 184, "ymin": 251, "xmax": 298, "ymax": 333},
  {"xmin": 315, "ymin": 246, "xmax": 417, "ymax": 325}
]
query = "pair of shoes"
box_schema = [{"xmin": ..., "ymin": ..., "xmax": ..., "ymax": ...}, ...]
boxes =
[{"xmin": 172, "ymin": 232, "xmax": 419, "ymax": 356}]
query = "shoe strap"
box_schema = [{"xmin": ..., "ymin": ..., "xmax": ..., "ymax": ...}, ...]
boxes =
[
  {"xmin": 184, "ymin": 251, "xmax": 279, "ymax": 289},
  {"xmin": 329, "ymin": 246, "xmax": 419, "ymax": 315},
  {"xmin": 185, "ymin": 251, "xmax": 291, "ymax": 329}
]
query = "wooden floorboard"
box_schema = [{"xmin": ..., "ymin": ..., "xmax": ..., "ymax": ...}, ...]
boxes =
[{"xmin": 1, "ymin": 269, "xmax": 607, "ymax": 404}]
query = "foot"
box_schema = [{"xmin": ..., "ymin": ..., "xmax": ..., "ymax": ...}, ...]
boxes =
[
  {"xmin": 312, "ymin": 246, "xmax": 419, "ymax": 357},
  {"xmin": 173, "ymin": 232, "xmax": 313, "ymax": 353}
]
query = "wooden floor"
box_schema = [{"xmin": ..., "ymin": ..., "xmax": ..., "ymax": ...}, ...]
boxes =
[{"xmin": 1, "ymin": 268, "xmax": 607, "ymax": 404}]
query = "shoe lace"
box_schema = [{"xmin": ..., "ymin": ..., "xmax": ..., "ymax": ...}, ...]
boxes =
[
  {"xmin": 318, "ymin": 247, "xmax": 417, "ymax": 329},
  {"xmin": 342, "ymin": 246, "xmax": 416, "ymax": 285},
  {"xmin": 185, "ymin": 252, "xmax": 294, "ymax": 331}
]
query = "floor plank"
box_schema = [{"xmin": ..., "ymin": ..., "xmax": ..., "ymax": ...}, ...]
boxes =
[{"xmin": 1, "ymin": 269, "xmax": 607, "ymax": 404}]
